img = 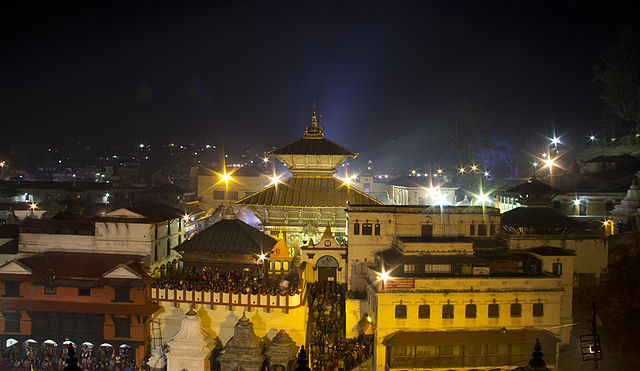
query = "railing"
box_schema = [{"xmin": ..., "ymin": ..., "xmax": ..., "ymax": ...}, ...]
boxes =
[{"xmin": 150, "ymin": 283, "xmax": 306, "ymax": 312}]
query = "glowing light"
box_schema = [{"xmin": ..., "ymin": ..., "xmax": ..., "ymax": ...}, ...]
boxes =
[
  {"xmin": 541, "ymin": 153, "xmax": 547, "ymax": 158},
  {"xmin": 139, "ymin": 144, "xmax": 144, "ymax": 148},
  {"xmin": 543, "ymin": 158, "xmax": 556, "ymax": 168},
  {"xmin": 377, "ymin": 270, "xmax": 391, "ymax": 282},
  {"xmin": 262, "ymin": 157, "xmax": 269, "ymax": 164},
  {"xmin": 475, "ymin": 193, "xmax": 490, "ymax": 204},
  {"xmin": 411, "ymin": 169, "xmax": 416, "ymax": 175},
  {"xmin": 589, "ymin": 135, "xmax": 596, "ymax": 141},
  {"xmin": 257, "ymin": 253, "xmax": 267, "ymax": 262},
  {"xmin": 458, "ymin": 167, "xmax": 465, "ymax": 174},
  {"xmin": 366, "ymin": 315, "xmax": 372, "ymax": 322},
  {"xmin": 183, "ymin": 214, "xmax": 190, "ymax": 222},
  {"xmin": 29, "ymin": 202, "xmax": 37, "ymax": 210},
  {"xmin": 483, "ymin": 171, "xmax": 490, "ymax": 177},
  {"xmin": 105, "ymin": 192, "xmax": 110, "ymax": 198},
  {"xmin": 573, "ymin": 199, "xmax": 581, "ymax": 207},
  {"xmin": 437, "ymin": 169, "xmax": 443, "ymax": 174},
  {"xmin": 470, "ymin": 164, "xmax": 478, "ymax": 172},
  {"xmin": 220, "ymin": 173, "xmax": 232, "ymax": 183},
  {"xmin": 270, "ymin": 175, "xmax": 282, "ymax": 186},
  {"xmin": 0, "ymin": 161, "xmax": 5, "ymax": 168},
  {"xmin": 533, "ymin": 161, "xmax": 538, "ymax": 168},
  {"xmin": 550, "ymin": 136, "xmax": 561, "ymax": 146}
]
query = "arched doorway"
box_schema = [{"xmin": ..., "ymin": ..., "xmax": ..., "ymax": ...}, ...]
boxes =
[{"xmin": 316, "ymin": 255, "xmax": 339, "ymax": 282}]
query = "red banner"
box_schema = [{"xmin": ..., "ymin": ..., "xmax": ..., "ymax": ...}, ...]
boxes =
[{"xmin": 383, "ymin": 278, "xmax": 415, "ymax": 289}]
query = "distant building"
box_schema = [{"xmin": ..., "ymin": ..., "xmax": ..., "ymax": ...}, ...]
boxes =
[
  {"xmin": 386, "ymin": 175, "xmax": 457, "ymax": 206},
  {"xmin": 193, "ymin": 165, "xmax": 271, "ymax": 208}
]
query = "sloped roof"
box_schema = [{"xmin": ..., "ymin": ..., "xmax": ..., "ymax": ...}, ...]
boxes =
[
  {"xmin": 267, "ymin": 137, "xmax": 357, "ymax": 156},
  {"xmin": 5, "ymin": 252, "xmax": 144, "ymax": 282},
  {"xmin": 501, "ymin": 207, "xmax": 583, "ymax": 229},
  {"xmin": 236, "ymin": 176, "xmax": 382, "ymax": 207},
  {"xmin": 506, "ymin": 176, "xmax": 562, "ymax": 195},
  {"xmin": 96, "ymin": 203, "xmax": 183, "ymax": 223},
  {"xmin": 176, "ymin": 218, "xmax": 277, "ymax": 254}
]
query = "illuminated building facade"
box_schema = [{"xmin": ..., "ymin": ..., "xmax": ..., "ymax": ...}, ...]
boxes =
[
  {"xmin": 236, "ymin": 111, "xmax": 381, "ymax": 250},
  {"xmin": 0, "ymin": 251, "xmax": 156, "ymax": 366},
  {"xmin": 344, "ymin": 204, "xmax": 573, "ymax": 370},
  {"xmin": 194, "ymin": 165, "xmax": 271, "ymax": 208}
]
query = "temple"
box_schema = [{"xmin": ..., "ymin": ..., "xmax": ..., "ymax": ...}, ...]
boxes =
[{"xmin": 236, "ymin": 109, "xmax": 382, "ymax": 248}]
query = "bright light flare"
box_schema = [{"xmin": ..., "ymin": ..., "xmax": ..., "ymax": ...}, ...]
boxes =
[
  {"xmin": 458, "ymin": 167, "xmax": 466, "ymax": 174},
  {"xmin": 550, "ymin": 136, "xmax": 561, "ymax": 146},
  {"xmin": 470, "ymin": 164, "xmax": 478, "ymax": 172},
  {"xmin": 183, "ymin": 214, "xmax": 190, "ymax": 222},
  {"xmin": 0, "ymin": 161, "xmax": 5, "ymax": 168},
  {"xmin": 437, "ymin": 169, "xmax": 443, "ymax": 174},
  {"xmin": 573, "ymin": 199, "xmax": 581, "ymax": 207},
  {"xmin": 411, "ymin": 169, "xmax": 416, "ymax": 175},
  {"xmin": 589, "ymin": 135, "xmax": 596, "ymax": 141},
  {"xmin": 220, "ymin": 172, "xmax": 232, "ymax": 183},
  {"xmin": 29, "ymin": 202, "xmax": 37, "ymax": 210},
  {"xmin": 262, "ymin": 157, "xmax": 269, "ymax": 164},
  {"xmin": 269, "ymin": 175, "xmax": 282, "ymax": 186},
  {"xmin": 377, "ymin": 270, "xmax": 391, "ymax": 282},
  {"xmin": 543, "ymin": 158, "xmax": 556, "ymax": 168},
  {"xmin": 483, "ymin": 171, "xmax": 490, "ymax": 177}
]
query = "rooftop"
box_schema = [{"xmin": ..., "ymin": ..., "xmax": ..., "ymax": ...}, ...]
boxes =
[{"xmin": 236, "ymin": 176, "xmax": 381, "ymax": 207}]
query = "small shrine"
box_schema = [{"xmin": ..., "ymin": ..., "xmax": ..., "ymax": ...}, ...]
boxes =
[
  {"xmin": 611, "ymin": 172, "xmax": 640, "ymax": 224},
  {"xmin": 264, "ymin": 330, "xmax": 298, "ymax": 370},
  {"xmin": 268, "ymin": 232, "xmax": 294, "ymax": 275},
  {"xmin": 165, "ymin": 307, "xmax": 215, "ymax": 371},
  {"xmin": 301, "ymin": 224, "xmax": 347, "ymax": 283},
  {"xmin": 217, "ymin": 312, "xmax": 264, "ymax": 371}
]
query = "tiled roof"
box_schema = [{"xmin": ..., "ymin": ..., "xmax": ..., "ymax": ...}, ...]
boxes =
[
  {"xmin": 127, "ymin": 203, "xmax": 184, "ymax": 222},
  {"xmin": 176, "ymin": 218, "xmax": 276, "ymax": 255},
  {"xmin": 267, "ymin": 137, "xmax": 357, "ymax": 156},
  {"xmin": 501, "ymin": 207, "xmax": 584, "ymax": 229},
  {"xmin": 15, "ymin": 252, "xmax": 143, "ymax": 282},
  {"xmin": 507, "ymin": 176, "xmax": 562, "ymax": 195},
  {"xmin": 236, "ymin": 176, "xmax": 382, "ymax": 207}
]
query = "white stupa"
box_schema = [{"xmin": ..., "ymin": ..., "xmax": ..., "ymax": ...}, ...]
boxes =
[
  {"xmin": 165, "ymin": 306, "xmax": 215, "ymax": 371},
  {"xmin": 611, "ymin": 172, "xmax": 640, "ymax": 223}
]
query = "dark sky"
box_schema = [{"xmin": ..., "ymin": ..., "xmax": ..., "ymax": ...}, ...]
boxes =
[{"xmin": 2, "ymin": 0, "xmax": 635, "ymax": 167}]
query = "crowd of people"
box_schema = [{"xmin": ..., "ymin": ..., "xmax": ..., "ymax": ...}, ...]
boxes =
[
  {"xmin": 0, "ymin": 343, "xmax": 136, "ymax": 370},
  {"xmin": 151, "ymin": 266, "xmax": 301, "ymax": 296},
  {"xmin": 306, "ymin": 281, "xmax": 373, "ymax": 370}
]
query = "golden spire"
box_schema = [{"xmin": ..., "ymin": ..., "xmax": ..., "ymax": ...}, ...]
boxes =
[{"xmin": 304, "ymin": 103, "xmax": 323, "ymax": 138}]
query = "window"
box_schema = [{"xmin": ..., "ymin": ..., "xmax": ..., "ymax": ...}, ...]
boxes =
[
  {"xmin": 114, "ymin": 287, "xmax": 131, "ymax": 302},
  {"xmin": 4, "ymin": 311, "xmax": 20, "ymax": 332},
  {"xmin": 44, "ymin": 286, "xmax": 56, "ymax": 295},
  {"xmin": 362, "ymin": 223, "xmax": 373, "ymax": 235},
  {"xmin": 78, "ymin": 288, "xmax": 91, "ymax": 297},
  {"xmin": 374, "ymin": 223, "xmax": 381, "ymax": 235},
  {"xmin": 418, "ymin": 305, "xmax": 430, "ymax": 319},
  {"xmin": 469, "ymin": 224, "xmax": 475, "ymax": 236},
  {"xmin": 488, "ymin": 304, "xmax": 500, "ymax": 318},
  {"xmin": 421, "ymin": 224, "xmax": 433, "ymax": 238},
  {"xmin": 283, "ymin": 261, "xmax": 289, "ymax": 271},
  {"xmin": 166, "ymin": 239, "xmax": 171, "ymax": 257},
  {"xmin": 442, "ymin": 304, "xmax": 454, "ymax": 319},
  {"xmin": 4, "ymin": 282, "xmax": 20, "ymax": 297},
  {"xmin": 353, "ymin": 222, "xmax": 360, "ymax": 235},
  {"xmin": 510, "ymin": 303, "xmax": 522, "ymax": 317},
  {"xmin": 403, "ymin": 264, "xmax": 415, "ymax": 273},
  {"xmin": 212, "ymin": 191, "xmax": 225, "ymax": 199},
  {"xmin": 395, "ymin": 305, "xmax": 407, "ymax": 319},
  {"xmin": 425, "ymin": 264, "xmax": 451, "ymax": 273},
  {"xmin": 227, "ymin": 191, "xmax": 238, "ymax": 200},
  {"xmin": 490, "ymin": 224, "xmax": 496, "ymax": 236},
  {"xmin": 533, "ymin": 303, "xmax": 544, "ymax": 317},
  {"xmin": 553, "ymin": 263, "xmax": 562, "ymax": 275},
  {"xmin": 477, "ymin": 224, "xmax": 487, "ymax": 236},
  {"xmin": 465, "ymin": 304, "xmax": 477, "ymax": 318},
  {"xmin": 113, "ymin": 316, "xmax": 131, "ymax": 338}
]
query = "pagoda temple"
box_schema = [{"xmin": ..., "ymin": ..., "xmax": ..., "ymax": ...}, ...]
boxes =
[{"xmin": 236, "ymin": 110, "xmax": 382, "ymax": 247}]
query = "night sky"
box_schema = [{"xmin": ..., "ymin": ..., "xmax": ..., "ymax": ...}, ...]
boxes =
[{"xmin": 2, "ymin": 0, "xmax": 636, "ymax": 167}]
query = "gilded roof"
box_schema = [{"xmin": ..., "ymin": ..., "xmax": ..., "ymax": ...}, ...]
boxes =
[
  {"xmin": 267, "ymin": 137, "xmax": 357, "ymax": 156},
  {"xmin": 235, "ymin": 176, "xmax": 382, "ymax": 207}
]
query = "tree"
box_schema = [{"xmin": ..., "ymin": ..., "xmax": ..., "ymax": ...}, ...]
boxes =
[{"xmin": 596, "ymin": 23, "xmax": 640, "ymax": 137}]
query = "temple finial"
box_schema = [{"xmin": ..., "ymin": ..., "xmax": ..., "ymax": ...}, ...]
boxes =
[{"xmin": 304, "ymin": 104, "xmax": 323, "ymax": 138}]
